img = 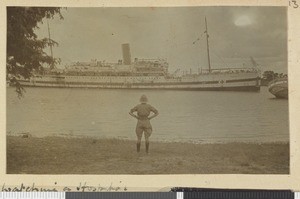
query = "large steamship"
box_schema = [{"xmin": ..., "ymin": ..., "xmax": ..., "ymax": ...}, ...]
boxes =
[{"xmin": 18, "ymin": 19, "xmax": 261, "ymax": 91}]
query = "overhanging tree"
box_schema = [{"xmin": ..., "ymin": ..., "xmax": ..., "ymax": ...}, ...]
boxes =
[{"xmin": 6, "ymin": 7, "xmax": 63, "ymax": 96}]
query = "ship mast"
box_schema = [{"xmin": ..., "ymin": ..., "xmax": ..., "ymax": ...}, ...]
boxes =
[
  {"xmin": 205, "ymin": 17, "xmax": 211, "ymax": 73},
  {"xmin": 47, "ymin": 20, "xmax": 54, "ymax": 70}
]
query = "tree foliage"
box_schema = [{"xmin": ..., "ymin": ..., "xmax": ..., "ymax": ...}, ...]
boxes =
[
  {"xmin": 261, "ymin": 70, "xmax": 287, "ymax": 86},
  {"xmin": 6, "ymin": 7, "xmax": 63, "ymax": 96},
  {"xmin": 262, "ymin": 71, "xmax": 287, "ymax": 82}
]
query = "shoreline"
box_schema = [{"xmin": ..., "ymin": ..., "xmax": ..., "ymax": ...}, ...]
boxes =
[
  {"xmin": 7, "ymin": 133, "xmax": 289, "ymax": 145},
  {"xmin": 7, "ymin": 135, "xmax": 289, "ymax": 174}
]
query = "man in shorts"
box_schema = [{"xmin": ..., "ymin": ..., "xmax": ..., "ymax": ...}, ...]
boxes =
[{"xmin": 129, "ymin": 95, "xmax": 159, "ymax": 154}]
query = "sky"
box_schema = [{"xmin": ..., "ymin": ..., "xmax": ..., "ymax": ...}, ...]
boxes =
[{"xmin": 35, "ymin": 7, "xmax": 287, "ymax": 73}]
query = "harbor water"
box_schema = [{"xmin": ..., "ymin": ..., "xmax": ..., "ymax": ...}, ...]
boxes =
[{"xmin": 6, "ymin": 87, "xmax": 289, "ymax": 143}]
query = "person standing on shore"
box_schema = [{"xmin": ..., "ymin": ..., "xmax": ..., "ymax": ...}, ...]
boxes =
[{"xmin": 129, "ymin": 95, "xmax": 159, "ymax": 154}]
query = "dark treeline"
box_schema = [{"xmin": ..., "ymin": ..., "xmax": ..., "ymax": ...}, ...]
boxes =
[{"xmin": 261, "ymin": 71, "xmax": 288, "ymax": 86}]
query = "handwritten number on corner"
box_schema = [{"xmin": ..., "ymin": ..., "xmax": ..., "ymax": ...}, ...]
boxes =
[{"xmin": 289, "ymin": 0, "xmax": 299, "ymax": 8}]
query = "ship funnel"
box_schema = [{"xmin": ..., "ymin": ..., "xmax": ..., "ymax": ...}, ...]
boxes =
[{"xmin": 122, "ymin": 43, "xmax": 131, "ymax": 65}]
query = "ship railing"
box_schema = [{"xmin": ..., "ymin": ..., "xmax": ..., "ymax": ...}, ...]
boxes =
[
  {"xmin": 268, "ymin": 77, "xmax": 288, "ymax": 86},
  {"xmin": 134, "ymin": 58, "xmax": 166, "ymax": 61},
  {"xmin": 198, "ymin": 68, "xmax": 259, "ymax": 74},
  {"xmin": 211, "ymin": 67, "xmax": 258, "ymax": 71}
]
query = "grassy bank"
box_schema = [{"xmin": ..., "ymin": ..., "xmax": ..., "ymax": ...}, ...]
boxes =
[{"xmin": 7, "ymin": 136, "xmax": 289, "ymax": 174}]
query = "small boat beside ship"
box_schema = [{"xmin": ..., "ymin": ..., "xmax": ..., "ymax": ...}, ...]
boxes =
[{"xmin": 268, "ymin": 77, "xmax": 288, "ymax": 99}]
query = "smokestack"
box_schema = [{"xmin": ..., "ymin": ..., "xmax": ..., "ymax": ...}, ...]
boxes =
[{"xmin": 122, "ymin": 43, "xmax": 131, "ymax": 65}]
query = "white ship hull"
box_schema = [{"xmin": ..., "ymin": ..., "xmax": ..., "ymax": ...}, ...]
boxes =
[
  {"xmin": 18, "ymin": 72, "xmax": 260, "ymax": 91},
  {"xmin": 268, "ymin": 78, "xmax": 288, "ymax": 98}
]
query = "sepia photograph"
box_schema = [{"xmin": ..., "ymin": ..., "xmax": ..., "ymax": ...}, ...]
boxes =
[{"xmin": 6, "ymin": 6, "xmax": 289, "ymax": 175}]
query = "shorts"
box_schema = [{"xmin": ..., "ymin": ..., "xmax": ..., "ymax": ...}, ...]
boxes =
[{"xmin": 136, "ymin": 119, "xmax": 152, "ymax": 139}]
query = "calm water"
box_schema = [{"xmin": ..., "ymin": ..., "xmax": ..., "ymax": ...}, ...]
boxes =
[{"xmin": 6, "ymin": 87, "xmax": 289, "ymax": 143}]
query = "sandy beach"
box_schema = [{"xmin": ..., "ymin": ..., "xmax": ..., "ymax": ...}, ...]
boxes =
[{"xmin": 7, "ymin": 135, "xmax": 289, "ymax": 174}]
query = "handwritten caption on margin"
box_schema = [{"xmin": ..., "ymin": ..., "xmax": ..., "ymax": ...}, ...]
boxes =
[{"xmin": 1, "ymin": 182, "xmax": 128, "ymax": 192}]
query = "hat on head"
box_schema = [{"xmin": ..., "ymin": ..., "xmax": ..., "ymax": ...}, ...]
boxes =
[{"xmin": 140, "ymin": 94, "xmax": 148, "ymax": 103}]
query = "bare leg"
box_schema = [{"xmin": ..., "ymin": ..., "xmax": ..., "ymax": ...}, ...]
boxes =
[
  {"xmin": 137, "ymin": 137, "xmax": 142, "ymax": 153},
  {"xmin": 145, "ymin": 137, "xmax": 150, "ymax": 154},
  {"xmin": 145, "ymin": 129, "xmax": 152, "ymax": 154},
  {"xmin": 136, "ymin": 126, "xmax": 142, "ymax": 153}
]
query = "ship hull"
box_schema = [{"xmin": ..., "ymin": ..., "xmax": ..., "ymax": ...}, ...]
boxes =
[
  {"xmin": 268, "ymin": 79, "xmax": 288, "ymax": 99},
  {"xmin": 18, "ymin": 82, "xmax": 260, "ymax": 91},
  {"xmin": 17, "ymin": 72, "xmax": 260, "ymax": 92}
]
